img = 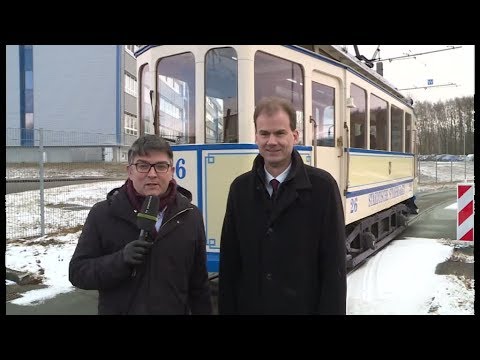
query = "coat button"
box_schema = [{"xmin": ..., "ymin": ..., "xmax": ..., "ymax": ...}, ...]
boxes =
[{"xmin": 266, "ymin": 273, "xmax": 272, "ymax": 280}]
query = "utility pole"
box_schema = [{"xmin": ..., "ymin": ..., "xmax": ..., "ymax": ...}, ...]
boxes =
[{"xmin": 464, "ymin": 130, "xmax": 467, "ymax": 181}]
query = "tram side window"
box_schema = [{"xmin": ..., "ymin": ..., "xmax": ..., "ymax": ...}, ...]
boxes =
[
  {"xmin": 139, "ymin": 64, "xmax": 152, "ymax": 135},
  {"xmin": 312, "ymin": 81, "xmax": 335, "ymax": 147},
  {"xmin": 391, "ymin": 105, "xmax": 404, "ymax": 152},
  {"xmin": 254, "ymin": 51, "xmax": 305, "ymax": 144},
  {"xmin": 205, "ymin": 47, "xmax": 239, "ymax": 144},
  {"xmin": 157, "ymin": 52, "xmax": 195, "ymax": 144},
  {"xmin": 350, "ymin": 83, "xmax": 367, "ymax": 149},
  {"xmin": 369, "ymin": 94, "xmax": 388, "ymax": 150},
  {"xmin": 405, "ymin": 113, "xmax": 412, "ymax": 153}
]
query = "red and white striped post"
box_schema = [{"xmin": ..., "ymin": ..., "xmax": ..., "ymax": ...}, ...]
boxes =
[{"xmin": 457, "ymin": 182, "xmax": 474, "ymax": 241}]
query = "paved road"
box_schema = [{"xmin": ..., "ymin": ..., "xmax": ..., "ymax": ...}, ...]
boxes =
[
  {"xmin": 5, "ymin": 190, "xmax": 457, "ymax": 315},
  {"xmin": 6, "ymin": 178, "xmax": 119, "ymax": 194},
  {"xmin": 402, "ymin": 189, "xmax": 457, "ymax": 240},
  {"xmin": 6, "ymin": 289, "xmax": 98, "ymax": 315}
]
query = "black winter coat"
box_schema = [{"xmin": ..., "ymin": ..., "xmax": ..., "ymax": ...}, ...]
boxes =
[
  {"xmin": 219, "ymin": 150, "xmax": 346, "ymax": 315},
  {"xmin": 69, "ymin": 186, "xmax": 212, "ymax": 315}
]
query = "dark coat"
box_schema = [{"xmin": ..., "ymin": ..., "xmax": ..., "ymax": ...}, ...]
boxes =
[
  {"xmin": 69, "ymin": 186, "xmax": 212, "ymax": 315},
  {"xmin": 219, "ymin": 150, "xmax": 346, "ymax": 315}
]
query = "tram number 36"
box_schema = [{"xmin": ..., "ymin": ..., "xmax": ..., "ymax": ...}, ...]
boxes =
[
  {"xmin": 175, "ymin": 158, "xmax": 186, "ymax": 179},
  {"xmin": 350, "ymin": 197, "xmax": 358, "ymax": 213}
]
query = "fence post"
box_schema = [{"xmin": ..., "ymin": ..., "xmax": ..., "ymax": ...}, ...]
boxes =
[
  {"xmin": 464, "ymin": 131, "xmax": 467, "ymax": 181},
  {"xmin": 450, "ymin": 160, "xmax": 453, "ymax": 182},
  {"xmin": 418, "ymin": 160, "xmax": 421, "ymax": 184},
  {"xmin": 39, "ymin": 128, "xmax": 45, "ymax": 236}
]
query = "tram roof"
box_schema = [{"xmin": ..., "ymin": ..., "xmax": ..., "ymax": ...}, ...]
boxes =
[
  {"xmin": 299, "ymin": 45, "xmax": 411, "ymax": 105},
  {"xmin": 135, "ymin": 45, "xmax": 413, "ymax": 108}
]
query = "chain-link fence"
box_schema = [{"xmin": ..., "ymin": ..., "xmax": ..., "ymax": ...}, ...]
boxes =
[{"xmin": 6, "ymin": 128, "xmax": 130, "ymax": 240}]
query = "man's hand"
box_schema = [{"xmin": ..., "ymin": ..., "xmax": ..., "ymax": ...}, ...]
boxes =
[{"xmin": 123, "ymin": 239, "xmax": 153, "ymax": 265}]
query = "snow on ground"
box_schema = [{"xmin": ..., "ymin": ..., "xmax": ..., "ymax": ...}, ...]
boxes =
[
  {"xmin": 6, "ymin": 233, "xmax": 80, "ymax": 305},
  {"xmin": 6, "ymin": 179, "xmax": 125, "ymax": 305},
  {"xmin": 347, "ymin": 237, "xmax": 474, "ymax": 315}
]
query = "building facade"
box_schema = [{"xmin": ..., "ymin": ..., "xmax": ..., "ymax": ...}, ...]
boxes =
[{"xmin": 6, "ymin": 45, "xmax": 140, "ymax": 162}]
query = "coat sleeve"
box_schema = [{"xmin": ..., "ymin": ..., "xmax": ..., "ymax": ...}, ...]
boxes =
[
  {"xmin": 218, "ymin": 183, "xmax": 240, "ymax": 315},
  {"xmin": 188, "ymin": 210, "xmax": 213, "ymax": 315},
  {"xmin": 69, "ymin": 204, "xmax": 132, "ymax": 290},
  {"xmin": 317, "ymin": 176, "xmax": 347, "ymax": 314}
]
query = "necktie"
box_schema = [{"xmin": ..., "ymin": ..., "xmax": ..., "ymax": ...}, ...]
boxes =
[{"xmin": 270, "ymin": 179, "xmax": 280, "ymax": 198}]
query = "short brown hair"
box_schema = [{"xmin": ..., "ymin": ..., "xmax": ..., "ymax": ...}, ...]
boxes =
[
  {"xmin": 128, "ymin": 134, "xmax": 173, "ymax": 164},
  {"xmin": 253, "ymin": 97, "xmax": 296, "ymax": 131}
]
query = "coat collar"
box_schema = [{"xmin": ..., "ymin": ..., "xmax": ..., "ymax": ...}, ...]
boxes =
[
  {"xmin": 107, "ymin": 186, "xmax": 193, "ymax": 226},
  {"xmin": 253, "ymin": 149, "xmax": 312, "ymax": 225}
]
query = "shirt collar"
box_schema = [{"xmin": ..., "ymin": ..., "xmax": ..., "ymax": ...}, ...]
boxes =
[{"xmin": 264, "ymin": 163, "xmax": 291, "ymax": 184}]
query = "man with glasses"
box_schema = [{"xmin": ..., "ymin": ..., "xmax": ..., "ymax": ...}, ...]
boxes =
[{"xmin": 69, "ymin": 134, "xmax": 212, "ymax": 315}]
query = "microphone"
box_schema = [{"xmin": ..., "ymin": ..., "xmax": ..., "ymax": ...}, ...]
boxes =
[{"xmin": 137, "ymin": 195, "xmax": 160, "ymax": 242}]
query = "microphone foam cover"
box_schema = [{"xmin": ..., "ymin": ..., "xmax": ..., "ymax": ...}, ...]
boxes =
[{"xmin": 137, "ymin": 195, "xmax": 160, "ymax": 231}]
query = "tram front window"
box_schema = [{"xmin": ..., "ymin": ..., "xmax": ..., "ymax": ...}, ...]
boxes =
[
  {"xmin": 391, "ymin": 105, "xmax": 403, "ymax": 152},
  {"xmin": 157, "ymin": 52, "xmax": 196, "ymax": 144},
  {"xmin": 312, "ymin": 81, "xmax": 335, "ymax": 147},
  {"xmin": 254, "ymin": 51, "xmax": 305, "ymax": 144},
  {"xmin": 205, "ymin": 47, "xmax": 238, "ymax": 143}
]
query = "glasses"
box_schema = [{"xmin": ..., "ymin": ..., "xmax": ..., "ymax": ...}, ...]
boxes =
[{"xmin": 131, "ymin": 161, "xmax": 171, "ymax": 173}]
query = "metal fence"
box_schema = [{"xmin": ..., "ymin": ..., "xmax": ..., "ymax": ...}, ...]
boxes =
[
  {"xmin": 417, "ymin": 160, "xmax": 474, "ymax": 184},
  {"xmin": 6, "ymin": 128, "xmax": 131, "ymax": 240}
]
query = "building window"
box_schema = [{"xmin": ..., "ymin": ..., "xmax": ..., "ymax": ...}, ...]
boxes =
[
  {"xmin": 125, "ymin": 45, "xmax": 135, "ymax": 56},
  {"xmin": 125, "ymin": 73, "xmax": 137, "ymax": 97},
  {"xmin": 160, "ymin": 97, "xmax": 181, "ymax": 119},
  {"xmin": 124, "ymin": 113, "xmax": 138, "ymax": 136},
  {"xmin": 20, "ymin": 45, "xmax": 34, "ymax": 146}
]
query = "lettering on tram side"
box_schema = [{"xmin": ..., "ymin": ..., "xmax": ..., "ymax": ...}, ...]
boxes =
[
  {"xmin": 175, "ymin": 158, "xmax": 186, "ymax": 179},
  {"xmin": 350, "ymin": 197, "xmax": 358, "ymax": 213},
  {"xmin": 368, "ymin": 183, "xmax": 407, "ymax": 207}
]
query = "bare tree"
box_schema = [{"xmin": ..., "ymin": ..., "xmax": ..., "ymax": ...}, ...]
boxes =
[{"xmin": 414, "ymin": 96, "xmax": 474, "ymax": 155}]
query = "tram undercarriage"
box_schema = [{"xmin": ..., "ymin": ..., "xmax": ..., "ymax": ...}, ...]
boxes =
[{"xmin": 346, "ymin": 200, "xmax": 418, "ymax": 271}]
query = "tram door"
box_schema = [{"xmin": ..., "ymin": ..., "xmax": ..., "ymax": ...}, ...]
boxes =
[{"xmin": 311, "ymin": 71, "xmax": 341, "ymax": 187}]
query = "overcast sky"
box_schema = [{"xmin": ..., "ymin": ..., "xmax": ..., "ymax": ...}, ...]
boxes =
[{"xmin": 343, "ymin": 45, "xmax": 475, "ymax": 103}]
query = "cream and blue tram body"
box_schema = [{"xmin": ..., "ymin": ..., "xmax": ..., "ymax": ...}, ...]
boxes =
[{"xmin": 135, "ymin": 45, "xmax": 418, "ymax": 272}]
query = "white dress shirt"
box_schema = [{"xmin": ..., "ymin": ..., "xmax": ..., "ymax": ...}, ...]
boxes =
[{"xmin": 264, "ymin": 163, "xmax": 291, "ymax": 197}]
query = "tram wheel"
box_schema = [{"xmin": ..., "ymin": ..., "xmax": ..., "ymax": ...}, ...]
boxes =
[{"xmin": 362, "ymin": 231, "xmax": 376, "ymax": 250}]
